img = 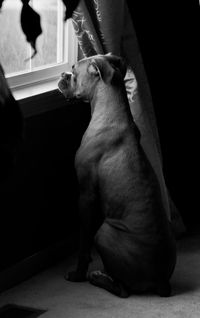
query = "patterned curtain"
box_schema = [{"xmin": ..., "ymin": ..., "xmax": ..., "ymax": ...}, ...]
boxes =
[{"xmin": 71, "ymin": 0, "xmax": 185, "ymax": 237}]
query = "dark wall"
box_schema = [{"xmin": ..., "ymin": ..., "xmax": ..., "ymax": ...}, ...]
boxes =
[
  {"xmin": 127, "ymin": 0, "xmax": 198, "ymax": 229},
  {"xmin": 0, "ymin": 92, "xmax": 91, "ymax": 271}
]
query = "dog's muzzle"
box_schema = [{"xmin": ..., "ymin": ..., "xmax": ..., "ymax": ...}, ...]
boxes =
[
  {"xmin": 61, "ymin": 72, "xmax": 72, "ymax": 81},
  {"xmin": 58, "ymin": 72, "xmax": 72, "ymax": 93}
]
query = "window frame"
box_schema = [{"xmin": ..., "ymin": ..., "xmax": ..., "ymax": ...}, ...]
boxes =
[{"xmin": 5, "ymin": 4, "xmax": 78, "ymax": 93}]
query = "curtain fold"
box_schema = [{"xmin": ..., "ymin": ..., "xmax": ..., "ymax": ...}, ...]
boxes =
[{"xmin": 71, "ymin": 0, "xmax": 185, "ymax": 237}]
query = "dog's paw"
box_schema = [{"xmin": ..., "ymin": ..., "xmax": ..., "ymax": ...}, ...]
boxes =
[
  {"xmin": 88, "ymin": 270, "xmax": 129, "ymax": 298},
  {"xmin": 65, "ymin": 270, "xmax": 87, "ymax": 282}
]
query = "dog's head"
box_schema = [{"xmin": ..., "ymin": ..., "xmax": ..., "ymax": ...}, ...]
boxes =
[{"xmin": 58, "ymin": 53, "xmax": 127, "ymax": 101}]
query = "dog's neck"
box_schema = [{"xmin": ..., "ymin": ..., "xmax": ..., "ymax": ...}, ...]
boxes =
[{"xmin": 90, "ymin": 80, "xmax": 132, "ymax": 126}]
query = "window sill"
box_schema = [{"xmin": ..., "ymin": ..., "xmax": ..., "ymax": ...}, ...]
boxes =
[
  {"xmin": 13, "ymin": 78, "xmax": 68, "ymax": 118},
  {"xmin": 12, "ymin": 77, "xmax": 60, "ymax": 101}
]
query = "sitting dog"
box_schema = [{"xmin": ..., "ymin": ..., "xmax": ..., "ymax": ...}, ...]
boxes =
[{"xmin": 58, "ymin": 53, "xmax": 176, "ymax": 298}]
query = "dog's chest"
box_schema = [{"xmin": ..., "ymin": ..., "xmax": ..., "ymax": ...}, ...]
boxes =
[{"xmin": 75, "ymin": 131, "xmax": 103, "ymax": 169}]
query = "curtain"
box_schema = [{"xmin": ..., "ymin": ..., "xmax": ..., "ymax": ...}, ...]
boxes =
[{"xmin": 71, "ymin": 0, "xmax": 185, "ymax": 237}]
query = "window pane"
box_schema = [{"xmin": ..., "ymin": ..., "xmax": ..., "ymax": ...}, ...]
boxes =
[
  {"xmin": 0, "ymin": 0, "xmax": 64, "ymax": 76},
  {"xmin": 31, "ymin": 0, "xmax": 63, "ymax": 69},
  {"xmin": 0, "ymin": 0, "xmax": 30, "ymax": 74}
]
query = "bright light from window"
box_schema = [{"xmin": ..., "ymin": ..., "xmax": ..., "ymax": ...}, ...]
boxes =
[
  {"xmin": 0, "ymin": 0, "xmax": 65, "ymax": 76},
  {"xmin": 0, "ymin": 0, "xmax": 77, "ymax": 93}
]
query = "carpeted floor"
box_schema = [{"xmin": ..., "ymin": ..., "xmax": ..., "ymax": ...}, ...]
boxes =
[{"xmin": 0, "ymin": 234, "xmax": 200, "ymax": 318}]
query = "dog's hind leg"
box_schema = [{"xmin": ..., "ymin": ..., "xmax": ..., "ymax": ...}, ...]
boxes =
[{"xmin": 88, "ymin": 222, "xmax": 130, "ymax": 298}]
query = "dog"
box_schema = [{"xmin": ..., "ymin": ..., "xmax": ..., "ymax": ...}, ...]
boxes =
[{"xmin": 58, "ymin": 53, "xmax": 176, "ymax": 298}]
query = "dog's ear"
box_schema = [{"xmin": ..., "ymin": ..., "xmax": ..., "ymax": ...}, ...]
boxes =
[
  {"xmin": 87, "ymin": 60, "xmax": 101, "ymax": 77},
  {"xmin": 105, "ymin": 54, "xmax": 127, "ymax": 79},
  {"xmin": 87, "ymin": 59, "xmax": 114, "ymax": 84}
]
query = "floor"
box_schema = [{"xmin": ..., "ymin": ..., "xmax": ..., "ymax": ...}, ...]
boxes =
[{"xmin": 0, "ymin": 234, "xmax": 200, "ymax": 318}]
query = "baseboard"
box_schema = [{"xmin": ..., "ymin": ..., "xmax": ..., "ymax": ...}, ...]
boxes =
[{"xmin": 0, "ymin": 238, "xmax": 78, "ymax": 294}]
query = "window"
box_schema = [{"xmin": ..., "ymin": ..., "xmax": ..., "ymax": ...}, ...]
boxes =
[{"xmin": 0, "ymin": 0, "xmax": 77, "ymax": 96}]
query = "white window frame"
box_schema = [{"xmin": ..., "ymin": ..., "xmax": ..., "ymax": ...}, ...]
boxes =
[{"xmin": 6, "ymin": 3, "xmax": 78, "ymax": 98}]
